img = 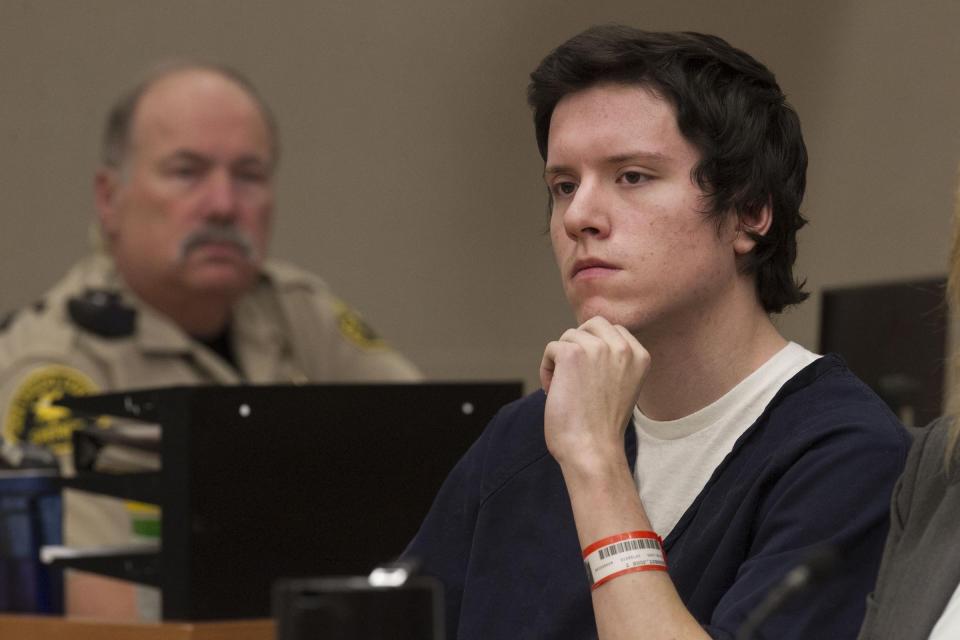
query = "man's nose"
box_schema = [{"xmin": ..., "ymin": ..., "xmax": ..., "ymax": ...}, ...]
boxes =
[
  {"xmin": 202, "ymin": 169, "xmax": 239, "ymax": 220},
  {"xmin": 562, "ymin": 181, "xmax": 610, "ymax": 240}
]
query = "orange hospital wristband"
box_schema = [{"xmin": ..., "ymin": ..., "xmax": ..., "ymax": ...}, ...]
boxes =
[{"xmin": 582, "ymin": 530, "xmax": 667, "ymax": 590}]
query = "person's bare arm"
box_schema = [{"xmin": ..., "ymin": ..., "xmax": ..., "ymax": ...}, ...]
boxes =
[{"xmin": 541, "ymin": 316, "xmax": 709, "ymax": 640}]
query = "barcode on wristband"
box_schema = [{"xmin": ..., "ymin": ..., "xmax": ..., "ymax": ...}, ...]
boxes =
[
  {"xmin": 597, "ymin": 537, "xmax": 661, "ymax": 559},
  {"xmin": 583, "ymin": 534, "xmax": 667, "ymax": 588}
]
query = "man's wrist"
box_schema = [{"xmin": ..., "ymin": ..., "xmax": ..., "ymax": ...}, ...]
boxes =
[
  {"xmin": 583, "ymin": 530, "xmax": 668, "ymax": 589},
  {"xmin": 556, "ymin": 448, "xmax": 632, "ymax": 488}
]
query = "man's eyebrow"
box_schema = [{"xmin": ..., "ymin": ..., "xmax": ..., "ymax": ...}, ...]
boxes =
[
  {"xmin": 543, "ymin": 164, "xmax": 573, "ymax": 179},
  {"xmin": 232, "ymin": 155, "xmax": 271, "ymax": 168},
  {"xmin": 162, "ymin": 150, "xmax": 210, "ymax": 164},
  {"xmin": 543, "ymin": 151, "xmax": 671, "ymax": 177},
  {"xmin": 161, "ymin": 150, "xmax": 271, "ymax": 168},
  {"xmin": 604, "ymin": 151, "xmax": 670, "ymax": 165}
]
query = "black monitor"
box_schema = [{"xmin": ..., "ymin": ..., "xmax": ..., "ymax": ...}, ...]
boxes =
[
  {"xmin": 819, "ymin": 277, "xmax": 947, "ymax": 426},
  {"xmin": 55, "ymin": 382, "xmax": 522, "ymax": 620}
]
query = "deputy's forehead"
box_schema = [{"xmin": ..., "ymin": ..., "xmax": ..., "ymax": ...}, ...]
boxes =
[
  {"xmin": 129, "ymin": 69, "xmax": 272, "ymax": 158},
  {"xmin": 138, "ymin": 68, "xmax": 259, "ymax": 111}
]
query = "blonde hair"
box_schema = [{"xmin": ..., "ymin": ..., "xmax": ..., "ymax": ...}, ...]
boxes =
[{"xmin": 945, "ymin": 166, "xmax": 960, "ymax": 468}]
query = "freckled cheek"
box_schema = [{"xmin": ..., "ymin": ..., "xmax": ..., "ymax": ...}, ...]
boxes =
[
  {"xmin": 651, "ymin": 211, "xmax": 702, "ymax": 252},
  {"xmin": 548, "ymin": 224, "xmax": 570, "ymax": 269}
]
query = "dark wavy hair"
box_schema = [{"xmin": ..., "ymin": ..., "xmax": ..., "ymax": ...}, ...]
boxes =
[{"xmin": 528, "ymin": 25, "xmax": 808, "ymax": 313}]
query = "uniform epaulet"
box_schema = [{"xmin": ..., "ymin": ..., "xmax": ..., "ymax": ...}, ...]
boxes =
[
  {"xmin": 1, "ymin": 299, "xmax": 47, "ymax": 334},
  {"xmin": 67, "ymin": 289, "xmax": 136, "ymax": 338},
  {"xmin": 0, "ymin": 310, "xmax": 16, "ymax": 332},
  {"xmin": 262, "ymin": 260, "xmax": 321, "ymax": 292}
]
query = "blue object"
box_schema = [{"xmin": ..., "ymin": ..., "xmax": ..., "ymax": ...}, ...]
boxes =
[{"xmin": 0, "ymin": 472, "xmax": 63, "ymax": 614}]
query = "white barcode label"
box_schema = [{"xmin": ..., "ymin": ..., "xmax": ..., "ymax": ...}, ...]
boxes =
[
  {"xmin": 598, "ymin": 537, "xmax": 660, "ymax": 559},
  {"xmin": 583, "ymin": 535, "xmax": 666, "ymax": 587}
]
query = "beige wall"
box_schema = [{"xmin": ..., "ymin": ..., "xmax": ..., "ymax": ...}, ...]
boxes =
[{"xmin": 1, "ymin": 0, "xmax": 957, "ymax": 392}]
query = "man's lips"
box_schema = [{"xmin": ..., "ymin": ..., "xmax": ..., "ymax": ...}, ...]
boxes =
[
  {"xmin": 570, "ymin": 258, "xmax": 620, "ymax": 279},
  {"xmin": 188, "ymin": 241, "xmax": 250, "ymax": 262}
]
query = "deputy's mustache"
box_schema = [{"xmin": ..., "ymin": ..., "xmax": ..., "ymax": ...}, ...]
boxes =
[{"xmin": 177, "ymin": 224, "xmax": 256, "ymax": 262}]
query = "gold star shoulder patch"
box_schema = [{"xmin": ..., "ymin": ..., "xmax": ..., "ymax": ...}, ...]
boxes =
[
  {"xmin": 3, "ymin": 365, "xmax": 101, "ymax": 456},
  {"xmin": 335, "ymin": 302, "xmax": 386, "ymax": 350}
]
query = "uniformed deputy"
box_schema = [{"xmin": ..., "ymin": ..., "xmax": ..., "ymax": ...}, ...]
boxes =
[{"xmin": 0, "ymin": 61, "xmax": 420, "ymax": 620}]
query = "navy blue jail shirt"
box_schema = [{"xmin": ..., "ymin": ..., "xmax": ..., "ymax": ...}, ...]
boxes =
[{"xmin": 404, "ymin": 355, "xmax": 910, "ymax": 639}]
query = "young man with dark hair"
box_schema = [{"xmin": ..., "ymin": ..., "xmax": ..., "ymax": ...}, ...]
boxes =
[{"xmin": 405, "ymin": 26, "xmax": 909, "ymax": 639}]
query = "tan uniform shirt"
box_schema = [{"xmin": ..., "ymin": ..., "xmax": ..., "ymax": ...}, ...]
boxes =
[{"xmin": 0, "ymin": 253, "xmax": 421, "ymax": 547}]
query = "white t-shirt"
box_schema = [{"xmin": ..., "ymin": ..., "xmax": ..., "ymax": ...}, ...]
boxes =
[
  {"xmin": 928, "ymin": 581, "xmax": 960, "ymax": 639},
  {"xmin": 633, "ymin": 342, "xmax": 820, "ymax": 538}
]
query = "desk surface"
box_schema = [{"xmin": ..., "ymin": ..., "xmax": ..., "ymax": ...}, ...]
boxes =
[{"xmin": 0, "ymin": 614, "xmax": 274, "ymax": 640}]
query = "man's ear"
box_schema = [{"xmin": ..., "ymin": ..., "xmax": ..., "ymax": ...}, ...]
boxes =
[
  {"xmin": 733, "ymin": 205, "xmax": 772, "ymax": 255},
  {"xmin": 94, "ymin": 168, "xmax": 122, "ymax": 237}
]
